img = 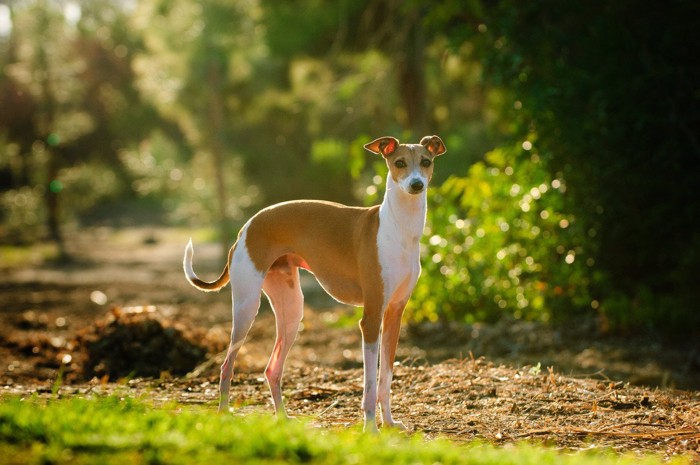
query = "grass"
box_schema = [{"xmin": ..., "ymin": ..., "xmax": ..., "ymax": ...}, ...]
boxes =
[
  {"xmin": 0, "ymin": 243, "xmax": 61, "ymax": 267},
  {"xmin": 0, "ymin": 395, "xmax": 691, "ymax": 465}
]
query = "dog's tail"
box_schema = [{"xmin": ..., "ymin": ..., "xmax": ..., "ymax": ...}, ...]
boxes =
[{"xmin": 183, "ymin": 239, "xmax": 233, "ymax": 292}]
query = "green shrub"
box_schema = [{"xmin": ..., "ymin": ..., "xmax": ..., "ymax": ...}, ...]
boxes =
[
  {"xmin": 410, "ymin": 141, "xmax": 598, "ymax": 324},
  {"xmin": 0, "ymin": 186, "xmax": 47, "ymax": 243}
]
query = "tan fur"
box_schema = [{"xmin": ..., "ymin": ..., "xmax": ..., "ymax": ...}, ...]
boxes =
[{"xmin": 246, "ymin": 200, "xmax": 383, "ymax": 311}]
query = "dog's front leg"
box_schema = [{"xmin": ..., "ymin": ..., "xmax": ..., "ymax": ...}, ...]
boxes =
[
  {"xmin": 359, "ymin": 307, "xmax": 382, "ymax": 433},
  {"xmin": 378, "ymin": 300, "xmax": 408, "ymax": 430},
  {"xmin": 361, "ymin": 339, "xmax": 379, "ymax": 432}
]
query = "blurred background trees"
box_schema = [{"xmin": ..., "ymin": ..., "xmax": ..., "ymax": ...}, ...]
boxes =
[{"xmin": 1, "ymin": 0, "xmax": 698, "ymax": 337}]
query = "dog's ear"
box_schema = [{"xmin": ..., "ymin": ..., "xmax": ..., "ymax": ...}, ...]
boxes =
[
  {"xmin": 364, "ymin": 136, "xmax": 399, "ymax": 157},
  {"xmin": 420, "ymin": 135, "xmax": 446, "ymax": 156}
]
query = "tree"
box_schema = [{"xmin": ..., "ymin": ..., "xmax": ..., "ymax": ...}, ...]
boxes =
[
  {"xmin": 133, "ymin": 0, "xmax": 262, "ymax": 257},
  {"xmin": 427, "ymin": 0, "xmax": 700, "ymax": 334},
  {"xmin": 262, "ymin": 0, "xmax": 431, "ymax": 135},
  {"xmin": 0, "ymin": 0, "xmax": 182, "ymax": 248},
  {"xmin": 3, "ymin": 1, "xmax": 77, "ymax": 253}
]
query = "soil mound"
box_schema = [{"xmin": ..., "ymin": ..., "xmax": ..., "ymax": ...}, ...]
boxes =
[{"xmin": 74, "ymin": 306, "xmax": 208, "ymax": 380}]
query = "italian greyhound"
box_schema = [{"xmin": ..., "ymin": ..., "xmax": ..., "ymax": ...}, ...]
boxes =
[{"xmin": 183, "ymin": 135, "xmax": 446, "ymax": 432}]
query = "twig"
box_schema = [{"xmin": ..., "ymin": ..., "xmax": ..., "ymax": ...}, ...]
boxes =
[{"xmin": 317, "ymin": 399, "xmax": 341, "ymax": 417}]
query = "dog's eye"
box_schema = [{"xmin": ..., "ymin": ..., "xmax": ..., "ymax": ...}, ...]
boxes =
[
  {"xmin": 421, "ymin": 159, "xmax": 432, "ymax": 168},
  {"xmin": 394, "ymin": 160, "xmax": 407, "ymax": 169}
]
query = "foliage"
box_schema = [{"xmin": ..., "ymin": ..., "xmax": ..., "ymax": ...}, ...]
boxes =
[
  {"xmin": 424, "ymin": 0, "xmax": 700, "ymax": 335},
  {"xmin": 410, "ymin": 141, "xmax": 596, "ymax": 324},
  {"xmin": 1, "ymin": 0, "xmax": 497, "ymax": 240},
  {"xmin": 1, "ymin": 0, "xmax": 698, "ymax": 336},
  {"xmin": 0, "ymin": 396, "xmax": 686, "ymax": 465},
  {"xmin": 0, "ymin": 0, "xmax": 179, "ymax": 240},
  {"xmin": 0, "ymin": 185, "xmax": 46, "ymax": 243}
]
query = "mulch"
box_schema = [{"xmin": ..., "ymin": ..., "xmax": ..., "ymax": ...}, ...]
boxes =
[{"xmin": 285, "ymin": 358, "xmax": 700, "ymax": 459}]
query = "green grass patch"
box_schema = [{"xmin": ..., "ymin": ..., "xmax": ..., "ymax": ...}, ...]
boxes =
[
  {"xmin": 0, "ymin": 396, "xmax": 688, "ymax": 465},
  {"xmin": 0, "ymin": 243, "xmax": 61, "ymax": 267}
]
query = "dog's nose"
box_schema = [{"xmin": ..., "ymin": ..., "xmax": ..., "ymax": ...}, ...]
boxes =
[{"xmin": 410, "ymin": 179, "xmax": 424, "ymax": 192}]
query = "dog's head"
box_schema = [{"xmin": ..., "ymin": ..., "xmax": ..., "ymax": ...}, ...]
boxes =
[{"xmin": 364, "ymin": 135, "xmax": 446, "ymax": 195}]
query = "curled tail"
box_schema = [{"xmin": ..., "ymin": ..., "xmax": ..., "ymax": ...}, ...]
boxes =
[{"xmin": 183, "ymin": 239, "xmax": 233, "ymax": 292}]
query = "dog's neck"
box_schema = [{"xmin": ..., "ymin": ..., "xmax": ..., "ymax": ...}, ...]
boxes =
[{"xmin": 379, "ymin": 175, "xmax": 427, "ymax": 246}]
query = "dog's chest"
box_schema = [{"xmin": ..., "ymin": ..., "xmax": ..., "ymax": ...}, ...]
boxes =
[{"xmin": 376, "ymin": 220, "xmax": 421, "ymax": 301}]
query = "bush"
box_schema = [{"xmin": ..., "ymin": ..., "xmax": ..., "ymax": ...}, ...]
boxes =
[
  {"xmin": 0, "ymin": 186, "xmax": 47, "ymax": 244},
  {"xmin": 409, "ymin": 141, "xmax": 598, "ymax": 324}
]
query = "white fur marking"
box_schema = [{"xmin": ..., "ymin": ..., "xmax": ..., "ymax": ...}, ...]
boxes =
[
  {"xmin": 183, "ymin": 238, "xmax": 197, "ymax": 281},
  {"xmin": 377, "ymin": 175, "xmax": 425, "ymax": 310},
  {"xmin": 362, "ymin": 340, "xmax": 379, "ymax": 432},
  {"xmin": 219, "ymin": 226, "xmax": 266, "ymax": 413},
  {"xmin": 230, "ymin": 227, "xmax": 266, "ymax": 304}
]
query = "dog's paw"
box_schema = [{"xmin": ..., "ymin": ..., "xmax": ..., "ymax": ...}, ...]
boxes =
[
  {"xmin": 217, "ymin": 405, "xmax": 233, "ymax": 414},
  {"xmin": 384, "ymin": 419, "xmax": 409, "ymax": 431},
  {"xmin": 363, "ymin": 420, "xmax": 380, "ymax": 434}
]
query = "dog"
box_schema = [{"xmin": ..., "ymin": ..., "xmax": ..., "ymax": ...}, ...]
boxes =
[{"xmin": 184, "ymin": 135, "xmax": 446, "ymax": 431}]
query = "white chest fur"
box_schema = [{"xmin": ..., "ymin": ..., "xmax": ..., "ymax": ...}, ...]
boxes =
[{"xmin": 376, "ymin": 179, "xmax": 426, "ymax": 309}]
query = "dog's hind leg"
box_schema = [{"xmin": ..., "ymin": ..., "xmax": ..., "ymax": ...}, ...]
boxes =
[
  {"xmin": 219, "ymin": 238, "xmax": 265, "ymax": 413},
  {"xmin": 262, "ymin": 258, "xmax": 304, "ymax": 418}
]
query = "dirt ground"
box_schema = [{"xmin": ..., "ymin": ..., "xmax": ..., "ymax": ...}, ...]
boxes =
[{"xmin": 1, "ymin": 227, "xmax": 698, "ymax": 460}]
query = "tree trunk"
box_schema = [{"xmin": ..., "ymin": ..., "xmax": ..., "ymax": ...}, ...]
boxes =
[
  {"xmin": 397, "ymin": 12, "xmax": 428, "ymax": 137},
  {"xmin": 36, "ymin": 9, "xmax": 67, "ymax": 259},
  {"xmin": 207, "ymin": 59, "xmax": 233, "ymax": 261}
]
